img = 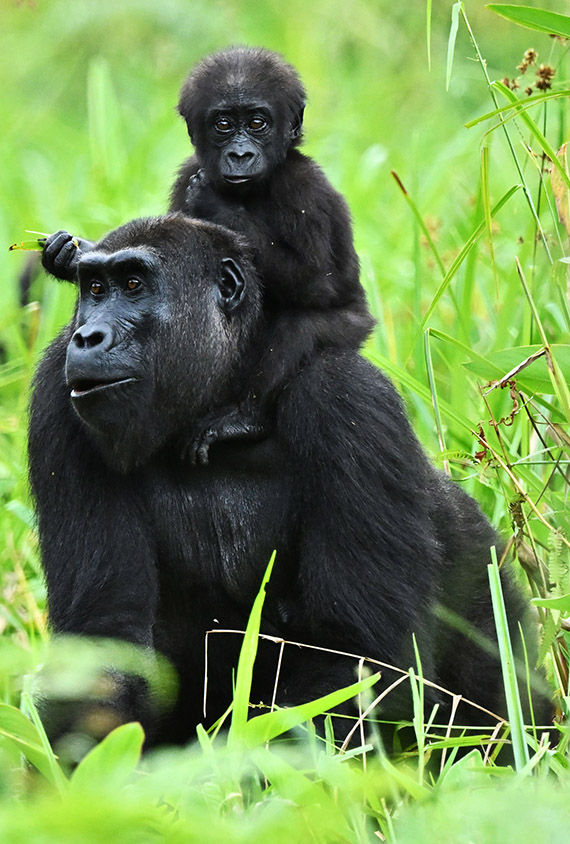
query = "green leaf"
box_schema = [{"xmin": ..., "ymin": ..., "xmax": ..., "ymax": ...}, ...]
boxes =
[
  {"xmin": 241, "ymin": 671, "xmax": 381, "ymax": 748},
  {"xmin": 532, "ymin": 594, "xmax": 570, "ymax": 613},
  {"xmin": 487, "ymin": 5, "xmax": 570, "ymax": 39},
  {"xmin": 462, "ymin": 344, "xmax": 570, "ymax": 394},
  {"xmin": 0, "ymin": 703, "xmax": 66, "ymax": 787},
  {"xmin": 70, "ymin": 722, "xmax": 144, "ymax": 792},
  {"xmin": 8, "ymin": 238, "xmax": 46, "ymax": 252}
]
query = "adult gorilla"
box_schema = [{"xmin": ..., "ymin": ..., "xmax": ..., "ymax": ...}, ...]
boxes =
[{"xmin": 30, "ymin": 215, "xmax": 541, "ymax": 750}]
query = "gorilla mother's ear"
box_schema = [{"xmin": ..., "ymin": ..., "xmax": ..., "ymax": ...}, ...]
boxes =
[{"xmin": 216, "ymin": 258, "xmax": 247, "ymax": 315}]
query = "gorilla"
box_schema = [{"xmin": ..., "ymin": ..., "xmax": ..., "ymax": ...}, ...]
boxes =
[
  {"xmin": 30, "ymin": 215, "xmax": 546, "ymax": 752},
  {"xmin": 41, "ymin": 47, "xmax": 374, "ymax": 461}
]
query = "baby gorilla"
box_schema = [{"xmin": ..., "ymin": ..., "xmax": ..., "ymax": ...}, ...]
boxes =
[{"xmin": 42, "ymin": 47, "xmax": 373, "ymax": 461}]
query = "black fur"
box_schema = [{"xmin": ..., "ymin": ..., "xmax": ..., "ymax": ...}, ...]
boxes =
[
  {"xmin": 40, "ymin": 48, "xmax": 374, "ymax": 460},
  {"xmin": 30, "ymin": 216, "xmax": 544, "ymax": 752},
  {"xmin": 170, "ymin": 48, "xmax": 373, "ymax": 457}
]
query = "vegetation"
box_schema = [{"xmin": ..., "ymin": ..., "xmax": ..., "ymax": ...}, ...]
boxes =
[{"xmin": 0, "ymin": 0, "xmax": 569, "ymax": 840}]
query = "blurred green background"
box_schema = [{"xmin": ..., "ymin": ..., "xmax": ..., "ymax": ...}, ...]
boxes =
[{"xmin": 0, "ymin": 2, "xmax": 569, "ymax": 840}]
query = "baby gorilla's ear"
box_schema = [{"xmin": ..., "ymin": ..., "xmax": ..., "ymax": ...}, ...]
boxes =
[
  {"xmin": 216, "ymin": 257, "xmax": 246, "ymax": 315},
  {"xmin": 290, "ymin": 106, "xmax": 305, "ymax": 140}
]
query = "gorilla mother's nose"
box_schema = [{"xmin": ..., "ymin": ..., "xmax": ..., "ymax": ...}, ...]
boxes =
[{"xmin": 71, "ymin": 322, "xmax": 114, "ymax": 352}]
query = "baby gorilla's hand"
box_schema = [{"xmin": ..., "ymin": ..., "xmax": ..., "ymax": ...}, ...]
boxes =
[{"xmin": 42, "ymin": 230, "xmax": 92, "ymax": 281}]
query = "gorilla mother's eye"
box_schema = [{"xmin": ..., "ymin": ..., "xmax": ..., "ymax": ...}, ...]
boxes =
[
  {"xmin": 248, "ymin": 116, "xmax": 267, "ymax": 132},
  {"xmin": 126, "ymin": 278, "xmax": 142, "ymax": 292},
  {"xmin": 89, "ymin": 281, "xmax": 105, "ymax": 296}
]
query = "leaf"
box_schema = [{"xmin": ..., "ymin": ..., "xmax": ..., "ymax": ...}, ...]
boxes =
[
  {"xmin": 70, "ymin": 722, "xmax": 144, "ymax": 792},
  {"xmin": 462, "ymin": 344, "xmax": 570, "ymax": 393},
  {"xmin": 532, "ymin": 594, "xmax": 570, "ymax": 613},
  {"xmin": 0, "ymin": 703, "xmax": 66, "ymax": 787},
  {"xmin": 241, "ymin": 671, "xmax": 381, "ymax": 748},
  {"xmin": 8, "ymin": 238, "xmax": 46, "ymax": 252},
  {"xmin": 552, "ymin": 143, "xmax": 570, "ymax": 234},
  {"xmin": 487, "ymin": 5, "xmax": 570, "ymax": 39}
]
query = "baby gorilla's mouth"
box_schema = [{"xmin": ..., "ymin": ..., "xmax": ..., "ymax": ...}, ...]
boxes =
[{"xmin": 70, "ymin": 377, "xmax": 136, "ymax": 398}]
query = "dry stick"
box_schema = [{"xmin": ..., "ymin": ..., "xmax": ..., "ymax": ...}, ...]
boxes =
[
  {"xmin": 482, "ymin": 349, "xmax": 546, "ymax": 396},
  {"xmin": 203, "ymin": 631, "xmax": 210, "ymax": 719},
  {"xmin": 440, "ymin": 693, "xmax": 463, "ymax": 774},
  {"xmin": 204, "ymin": 629, "xmax": 505, "ymax": 723},
  {"xmin": 340, "ymin": 675, "xmax": 410, "ymax": 754},
  {"xmin": 270, "ymin": 639, "xmax": 286, "ymax": 713},
  {"xmin": 357, "ymin": 656, "xmax": 366, "ymax": 767},
  {"xmin": 483, "ymin": 720, "xmax": 506, "ymax": 766},
  {"xmin": 518, "ymin": 391, "xmax": 569, "ymax": 489},
  {"xmin": 472, "ymin": 428, "xmax": 570, "ymax": 550}
]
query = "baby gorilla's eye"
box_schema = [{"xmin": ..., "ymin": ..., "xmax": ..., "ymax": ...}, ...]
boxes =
[
  {"xmin": 126, "ymin": 278, "xmax": 141, "ymax": 292},
  {"xmin": 214, "ymin": 117, "xmax": 232, "ymax": 132},
  {"xmin": 90, "ymin": 281, "xmax": 104, "ymax": 296},
  {"xmin": 248, "ymin": 117, "xmax": 267, "ymax": 131}
]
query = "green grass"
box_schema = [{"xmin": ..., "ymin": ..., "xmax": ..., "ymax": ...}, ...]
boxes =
[{"xmin": 0, "ymin": 0, "xmax": 569, "ymax": 840}]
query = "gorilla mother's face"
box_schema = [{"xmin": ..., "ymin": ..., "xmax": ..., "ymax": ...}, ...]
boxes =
[{"xmin": 66, "ymin": 220, "xmax": 257, "ymax": 472}]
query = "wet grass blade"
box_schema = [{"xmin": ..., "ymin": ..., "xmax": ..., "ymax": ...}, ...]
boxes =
[
  {"xmin": 488, "ymin": 548, "xmax": 529, "ymax": 772},
  {"xmin": 487, "ymin": 5, "xmax": 570, "ymax": 39}
]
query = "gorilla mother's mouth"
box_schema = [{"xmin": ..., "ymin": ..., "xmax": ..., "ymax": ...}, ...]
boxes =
[
  {"xmin": 223, "ymin": 175, "xmax": 253, "ymax": 184},
  {"xmin": 70, "ymin": 377, "xmax": 137, "ymax": 398}
]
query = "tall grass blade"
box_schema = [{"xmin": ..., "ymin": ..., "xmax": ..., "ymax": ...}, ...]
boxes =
[
  {"xmin": 367, "ymin": 349, "xmax": 474, "ymax": 431},
  {"xmin": 465, "ymin": 89, "xmax": 570, "ymax": 129},
  {"xmin": 446, "ymin": 2, "xmax": 462, "ymax": 91},
  {"xmin": 481, "ymin": 144, "xmax": 498, "ymax": 291},
  {"xmin": 228, "ymin": 551, "xmax": 276, "ymax": 749},
  {"xmin": 487, "ymin": 5, "xmax": 570, "ymax": 39},
  {"xmin": 460, "ymin": 7, "xmax": 553, "ymax": 262},
  {"xmin": 426, "ymin": 0, "xmax": 432, "ymax": 70},
  {"xmin": 410, "ymin": 635, "xmax": 426, "ymax": 785},
  {"xmin": 391, "ymin": 171, "xmax": 446, "ymax": 276},
  {"xmin": 492, "ymin": 82, "xmax": 570, "ymax": 191},
  {"xmin": 515, "ymin": 258, "xmax": 570, "ymax": 421},
  {"xmin": 416, "ymin": 184, "xmax": 521, "ymax": 335},
  {"xmin": 488, "ymin": 548, "xmax": 529, "ymax": 772},
  {"xmin": 424, "ymin": 329, "xmax": 449, "ymax": 470}
]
